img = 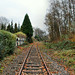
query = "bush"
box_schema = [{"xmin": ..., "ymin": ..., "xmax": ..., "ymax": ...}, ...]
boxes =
[
  {"xmin": 15, "ymin": 32, "xmax": 26, "ymax": 38},
  {"xmin": 0, "ymin": 30, "xmax": 16, "ymax": 60}
]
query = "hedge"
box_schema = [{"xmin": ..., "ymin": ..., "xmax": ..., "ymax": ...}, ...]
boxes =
[{"xmin": 0, "ymin": 30, "xmax": 16, "ymax": 60}]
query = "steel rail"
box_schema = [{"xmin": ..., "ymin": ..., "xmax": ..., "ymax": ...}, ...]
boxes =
[
  {"xmin": 18, "ymin": 45, "xmax": 33, "ymax": 75},
  {"xmin": 37, "ymin": 44, "xmax": 51, "ymax": 75}
]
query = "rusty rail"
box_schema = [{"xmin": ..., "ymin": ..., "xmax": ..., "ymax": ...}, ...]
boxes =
[
  {"xmin": 18, "ymin": 44, "xmax": 50, "ymax": 75},
  {"xmin": 18, "ymin": 45, "xmax": 33, "ymax": 75},
  {"xmin": 37, "ymin": 44, "xmax": 51, "ymax": 75}
]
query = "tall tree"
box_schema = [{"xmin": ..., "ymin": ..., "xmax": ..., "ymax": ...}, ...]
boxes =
[
  {"xmin": 10, "ymin": 20, "xmax": 14, "ymax": 33},
  {"xmin": 34, "ymin": 28, "xmax": 45, "ymax": 41},
  {"xmin": 0, "ymin": 16, "xmax": 9, "ymax": 29},
  {"xmin": 1, "ymin": 23, "xmax": 6, "ymax": 30},
  {"xmin": 14, "ymin": 23, "xmax": 18, "ymax": 33},
  {"xmin": 7, "ymin": 24, "xmax": 10, "ymax": 31},
  {"xmin": 21, "ymin": 14, "xmax": 33, "ymax": 43},
  {"xmin": 45, "ymin": 0, "xmax": 75, "ymax": 41}
]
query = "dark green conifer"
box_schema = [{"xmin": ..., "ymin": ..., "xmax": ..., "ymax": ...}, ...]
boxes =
[
  {"xmin": 14, "ymin": 23, "xmax": 18, "ymax": 33},
  {"xmin": 7, "ymin": 24, "xmax": 10, "ymax": 31},
  {"xmin": 21, "ymin": 14, "xmax": 33, "ymax": 43},
  {"xmin": 10, "ymin": 20, "xmax": 14, "ymax": 33}
]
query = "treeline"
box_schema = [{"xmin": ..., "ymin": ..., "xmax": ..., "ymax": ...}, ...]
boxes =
[
  {"xmin": 45, "ymin": 0, "xmax": 75, "ymax": 41},
  {"xmin": 1, "ymin": 20, "xmax": 21, "ymax": 33}
]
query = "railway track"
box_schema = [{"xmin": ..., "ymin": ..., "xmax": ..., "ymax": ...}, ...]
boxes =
[{"xmin": 16, "ymin": 45, "xmax": 50, "ymax": 75}]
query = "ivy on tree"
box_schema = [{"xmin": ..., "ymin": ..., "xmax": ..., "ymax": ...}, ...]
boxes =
[{"xmin": 21, "ymin": 14, "xmax": 33, "ymax": 43}]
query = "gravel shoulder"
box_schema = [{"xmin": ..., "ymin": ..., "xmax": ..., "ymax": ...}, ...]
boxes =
[
  {"xmin": 41, "ymin": 52, "xmax": 70, "ymax": 75},
  {"xmin": 37, "ymin": 42, "xmax": 75, "ymax": 75}
]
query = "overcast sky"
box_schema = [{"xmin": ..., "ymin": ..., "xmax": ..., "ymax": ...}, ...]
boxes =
[{"xmin": 0, "ymin": 0, "xmax": 49, "ymax": 31}]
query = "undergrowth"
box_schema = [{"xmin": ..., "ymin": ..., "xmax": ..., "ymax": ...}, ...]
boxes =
[{"xmin": 44, "ymin": 40, "xmax": 75, "ymax": 50}]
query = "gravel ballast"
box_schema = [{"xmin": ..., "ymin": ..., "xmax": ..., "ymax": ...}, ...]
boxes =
[
  {"xmin": 3, "ymin": 48, "xmax": 29, "ymax": 75},
  {"xmin": 41, "ymin": 52, "xmax": 70, "ymax": 75}
]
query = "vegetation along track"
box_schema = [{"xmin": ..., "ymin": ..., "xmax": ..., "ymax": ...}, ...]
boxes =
[{"xmin": 16, "ymin": 44, "xmax": 50, "ymax": 75}]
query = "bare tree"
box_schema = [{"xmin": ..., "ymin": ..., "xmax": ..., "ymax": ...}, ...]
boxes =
[
  {"xmin": 45, "ymin": 0, "xmax": 75, "ymax": 41},
  {"xmin": 0, "ymin": 16, "xmax": 9, "ymax": 30},
  {"xmin": 34, "ymin": 28, "xmax": 46, "ymax": 41}
]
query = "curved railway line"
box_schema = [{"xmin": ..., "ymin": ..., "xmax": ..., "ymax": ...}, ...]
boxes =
[{"xmin": 16, "ymin": 44, "xmax": 50, "ymax": 75}]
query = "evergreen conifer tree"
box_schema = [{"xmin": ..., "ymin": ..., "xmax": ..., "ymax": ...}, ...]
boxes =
[
  {"xmin": 21, "ymin": 14, "xmax": 33, "ymax": 43},
  {"xmin": 1, "ymin": 24, "xmax": 4, "ymax": 30},
  {"xmin": 1, "ymin": 24, "xmax": 6, "ymax": 30},
  {"xmin": 14, "ymin": 23, "xmax": 18, "ymax": 33},
  {"xmin": 10, "ymin": 20, "xmax": 14, "ymax": 33},
  {"xmin": 7, "ymin": 24, "xmax": 10, "ymax": 31}
]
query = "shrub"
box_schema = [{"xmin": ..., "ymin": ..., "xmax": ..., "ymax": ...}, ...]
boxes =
[
  {"xmin": 15, "ymin": 32, "xmax": 26, "ymax": 38},
  {"xmin": 0, "ymin": 30, "xmax": 16, "ymax": 60}
]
